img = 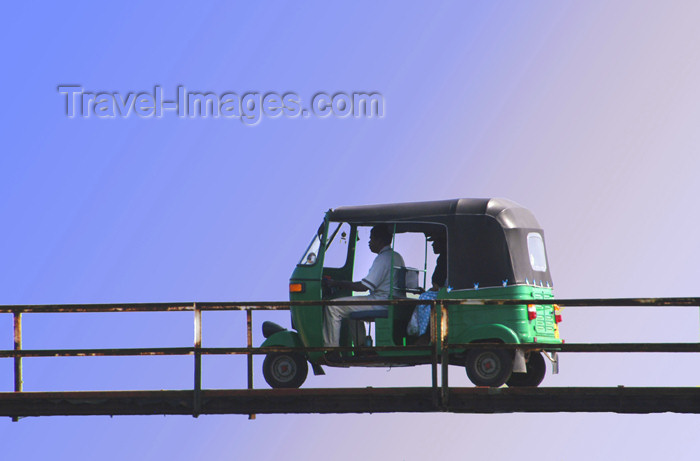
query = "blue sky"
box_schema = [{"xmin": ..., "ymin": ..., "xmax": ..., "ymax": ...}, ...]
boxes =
[{"xmin": 2, "ymin": 1, "xmax": 700, "ymax": 460}]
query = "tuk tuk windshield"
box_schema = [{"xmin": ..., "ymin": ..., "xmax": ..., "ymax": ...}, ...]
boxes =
[
  {"xmin": 323, "ymin": 222, "xmax": 351, "ymax": 268},
  {"xmin": 299, "ymin": 233, "xmax": 321, "ymax": 265},
  {"xmin": 298, "ymin": 222, "xmax": 347, "ymax": 266}
]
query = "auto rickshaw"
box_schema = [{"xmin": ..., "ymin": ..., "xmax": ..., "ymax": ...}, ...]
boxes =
[{"xmin": 260, "ymin": 198, "xmax": 562, "ymax": 388}]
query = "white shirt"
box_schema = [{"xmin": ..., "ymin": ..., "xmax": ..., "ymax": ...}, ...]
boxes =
[{"xmin": 361, "ymin": 245, "xmax": 405, "ymax": 298}]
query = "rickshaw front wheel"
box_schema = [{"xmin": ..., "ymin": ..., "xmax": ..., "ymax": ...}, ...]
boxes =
[
  {"xmin": 465, "ymin": 348, "xmax": 513, "ymax": 387},
  {"xmin": 263, "ymin": 352, "xmax": 308, "ymax": 389}
]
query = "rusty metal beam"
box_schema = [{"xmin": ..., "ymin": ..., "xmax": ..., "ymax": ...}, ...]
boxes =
[
  {"xmin": 1, "ymin": 387, "xmax": 699, "ymax": 417},
  {"xmin": 193, "ymin": 303, "xmax": 202, "ymax": 417},
  {"xmin": 13, "ymin": 312, "xmax": 22, "ymax": 392},
  {"xmin": 430, "ymin": 307, "xmax": 438, "ymax": 405},
  {"xmin": 246, "ymin": 309, "xmax": 255, "ymax": 420},
  {"xmin": 1, "ymin": 343, "xmax": 698, "ymax": 359},
  {"xmin": 246, "ymin": 310, "xmax": 253, "ymax": 391},
  {"xmin": 1, "ymin": 297, "xmax": 699, "ymax": 314},
  {"xmin": 440, "ymin": 303, "xmax": 449, "ymax": 406},
  {"xmin": 12, "ymin": 312, "xmax": 22, "ymax": 423}
]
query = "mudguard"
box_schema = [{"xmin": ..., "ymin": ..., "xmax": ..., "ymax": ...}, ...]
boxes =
[
  {"xmin": 260, "ymin": 330, "xmax": 326, "ymax": 376},
  {"xmin": 261, "ymin": 330, "xmax": 305, "ymax": 349},
  {"xmin": 460, "ymin": 324, "xmax": 527, "ymax": 372}
]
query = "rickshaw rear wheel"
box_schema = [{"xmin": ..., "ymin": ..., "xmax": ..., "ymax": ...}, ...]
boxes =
[
  {"xmin": 465, "ymin": 347, "xmax": 513, "ymax": 387},
  {"xmin": 263, "ymin": 352, "xmax": 308, "ymax": 389},
  {"xmin": 506, "ymin": 351, "xmax": 546, "ymax": 387}
]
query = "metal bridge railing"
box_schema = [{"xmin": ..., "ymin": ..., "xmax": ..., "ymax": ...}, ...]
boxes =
[{"xmin": 1, "ymin": 297, "xmax": 699, "ymax": 419}]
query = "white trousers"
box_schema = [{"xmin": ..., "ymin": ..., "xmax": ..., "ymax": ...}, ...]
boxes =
[{"xmin": 322, "ymin": 295, "xmax": 386, "ymax": 347}]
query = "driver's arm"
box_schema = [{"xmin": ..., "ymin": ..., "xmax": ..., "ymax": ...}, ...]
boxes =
[{"xmin": 324, "ymin": 279, "xmax": 369, "ymax": 292}]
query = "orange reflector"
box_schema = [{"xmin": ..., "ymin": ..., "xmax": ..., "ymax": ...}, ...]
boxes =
[{"xmin": 289, "ymin": 283, "xmax": 304, "ymax": 293}]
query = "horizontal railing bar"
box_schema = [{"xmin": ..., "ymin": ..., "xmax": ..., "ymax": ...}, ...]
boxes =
[
  {"xmin": 0, "ymin": 346, "xmax": 428, "ymax": 358},
  {"xmin": 1, "ymin": 343, "xmax": 698, "ymax": 358},
  {"xmin": 0, "ymin": 347, "xmax": 195, "ymax": 358},
  {"xmin": 546, "ymin": 343, "xmax": 700, "ymax": 352},
  {"xmin": 0, "ymin": 303, "xmax": 198, "ymax": 313},
  {"xmin": 0, "ymin": 297, "xmax": 698, "ymax": 314},
  {"xmin": 256, "ymin": 343, "xmax": 700, "ymax": 353},
  {"xmin": 482, "ymin": 297, "xmax": 700, "ymax": 307}
]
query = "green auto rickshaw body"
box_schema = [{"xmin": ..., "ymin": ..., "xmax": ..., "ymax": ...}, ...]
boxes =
[{"xmin": 263, "ymin": 198, "xmax": 561, "ymax": 383}]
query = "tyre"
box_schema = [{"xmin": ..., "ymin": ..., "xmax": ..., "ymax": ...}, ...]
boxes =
[
  {"xmin": 262, "ymin": 352, "xmax": 308, "ymax": 389},
  {"xmin": 506, "ymin": 351, "xmax": 546, "ymax": 387},
  {"xmin": 465, "ymin": 347, "xmax": 513, "ymax": 387}
]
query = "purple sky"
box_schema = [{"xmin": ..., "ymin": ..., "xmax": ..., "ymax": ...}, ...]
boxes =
[{"xmin": 1, "ymin": 1, "xmax": 699, "ymax": 459}]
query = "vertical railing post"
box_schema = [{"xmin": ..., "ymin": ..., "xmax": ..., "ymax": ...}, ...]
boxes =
[
  {"xmin": 193, "ymin": 303, "xmax": 202, "ymax": 418},
  {"xmin": 13, "ymin": 310, "xmax": 22, "ymax": 393},
  {"xmin": 440, "ymin": 301, "xmax": 449, "ymax": 408},
  {"xmin": 430, "ymin": 300, "xmax": 439, "ymax": 407},
  {"xmin": 247, "ymin": 308, "xmax": 256, "ymax": 420},
  {"xmin": 12, "ymin": 310, "xmax": 23, "ymax": 422},
  {"xmin": 247, "ymin": 308, "xmax": 253, "ymax": 390}
]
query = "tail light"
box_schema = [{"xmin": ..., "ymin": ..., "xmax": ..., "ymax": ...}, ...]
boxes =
[
  {"xmin": 554, "ymin": 304, "xmax": 562, "ymax": 323},
  {"xmin": 527, "ymin": 304, "xmax": 537, "ymax": 320}
]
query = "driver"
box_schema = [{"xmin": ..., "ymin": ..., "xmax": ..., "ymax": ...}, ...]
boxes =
[{"xmin": 322, "ymin": 225, "xmax": 404, "ymax": 357}]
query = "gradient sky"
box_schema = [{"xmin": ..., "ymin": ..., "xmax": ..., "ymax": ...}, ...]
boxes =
[{"xmin": 2, "ymin": 1, "xmax": 700, "ymax": 460}]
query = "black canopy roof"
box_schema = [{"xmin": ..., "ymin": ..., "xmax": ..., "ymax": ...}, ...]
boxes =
[
  {"xmin": 328, "ymin": 198, "xmax": 540, "ymax": 229},
  {"xmin": 326, "ymin": 198, "xmax": 552, "ymax": 290}
]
